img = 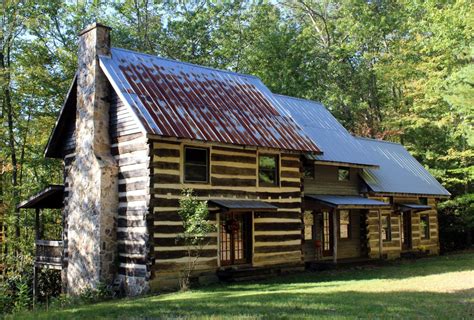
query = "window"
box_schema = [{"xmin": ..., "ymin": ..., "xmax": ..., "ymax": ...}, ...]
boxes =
[
  {"xmin": 419, "ymin": 197, "xmax": 428, "ymax": 205},
  {"xmin": 184, "ymin": 147, "xmax": 209, "ymax": 183},
  {"xmin": 339, "ymin": 210, "xmax": 350, "ymax": 239},
  {"xmin": 259, "ymin": 155, "xmax": 279, "ymax": 186},
  {"xmin": 304, "ymin": 211, "xmax": 314, "ymax": 240},
  {"xmin": 420, "ymin": 214, "xmax": 430, "ymax": 239},
  {"xmin": 338, "ymin": 167, "xmax": 350, "ymax": 181},
  {"xmin": 382, "ymin": 214, "xmax": 392, "ymax": 241}
]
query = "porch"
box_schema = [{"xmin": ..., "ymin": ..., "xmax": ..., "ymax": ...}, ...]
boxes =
[
  {"xmin": 17, "ymin": 185, "xmax": 65, "ymax": 300},
  {"xmin": 303, "ymin": 195, "xmax": 390, "ymax": 264}
]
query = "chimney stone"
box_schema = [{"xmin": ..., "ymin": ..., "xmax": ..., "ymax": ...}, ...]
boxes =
[{"xmin": 66, "ymin": 22, "xmax": 118, "ymax": 295}]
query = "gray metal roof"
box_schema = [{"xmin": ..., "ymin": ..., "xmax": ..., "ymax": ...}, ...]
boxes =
[
  {"xmin": 98, "ymin": 48, "xmax": 320, "ymax": 152},
  {"xmin": 209, "ymin": 199, "xmax": 278, "ymax": 211},
  {"xmin": 305, "ymin": 194, "xmax": 390, "ymax": 208},
  {"xmin": 356, "ymin": 137, "xmax": 451, "ymax": 197},
  {"xmin": 274, "ymin": 94, "xmax": 377, "ymax": 167}
]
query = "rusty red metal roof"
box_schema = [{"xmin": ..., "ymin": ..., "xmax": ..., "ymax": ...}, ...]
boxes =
[{"xmin": 99, "ymin": 48, "xmax": 320, "ymax": 152}]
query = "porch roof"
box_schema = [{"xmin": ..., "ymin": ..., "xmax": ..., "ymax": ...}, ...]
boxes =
[
  {"xmin": 17, "ymin": 185, "xmax": 64, "ymax": 209},
  {"xmin": 209, "ymin": 199, "xmax": 278, "ymax": 212},
  {"xmin": 305, "ymin": 194, "xmax": 390, "ymax": 209},
  {"xmin": 398, "ymin": 203, "xmax": 432, "ymax": 212}
]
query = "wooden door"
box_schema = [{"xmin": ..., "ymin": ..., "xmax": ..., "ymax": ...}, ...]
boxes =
[
  {"xmin": 401, "ymin": 211, "xmax": 412, "ymax": 250},
  {"xmin": 322, "ymin": 210, "xmax": 333, "ymax": 256},
  {"xmin": 219, "ymin": 213, "xmax": 251, "ymax": 266}
]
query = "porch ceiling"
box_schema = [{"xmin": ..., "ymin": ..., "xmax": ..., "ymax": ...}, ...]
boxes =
[
  {"xmin": 18, "ymin": 185, "xmax": 64, "ymax": 209},
  {"xmin": 305, "ymin": 194, "xmax": 390, "ymax": 209},
  {"xmin": 209, "ymin": 199, "xmax": 278, "ymax": 212}
]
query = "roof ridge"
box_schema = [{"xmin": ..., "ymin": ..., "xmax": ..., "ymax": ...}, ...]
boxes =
[
  {"xmin": 274, "ymin": 93, "xmax": 324, "ymax": 105},
  {"xmin": 355, "ymin": 136, "xmax": 403, "ymax": 146},
  {"xmin": 111, "ymin": 47, "xmax": 261, "ymax": 81}
]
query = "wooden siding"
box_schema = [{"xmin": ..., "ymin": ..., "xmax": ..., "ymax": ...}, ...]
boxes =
[
  {"xmin": 110, "ymin": 102, "xmax": 150, "ymax": 280},
  {"xmin": 366, "ymin": 195, "xmax": 440, "ymax": 258},
  {"xmin": 304, "ymin": 165, "xmax": 360, "ymax": 195},
  {"xmin": 109, "ymin": 90, "xmax": 142, "ymax": 138},
  {"xmin": 149, "ymin": 139, "xmax": 303, "ymax": 289}
]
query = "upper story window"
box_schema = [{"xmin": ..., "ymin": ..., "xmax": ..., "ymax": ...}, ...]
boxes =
[
  {"xmin": 184, "ymin": 147, "xmax": 209, "ymax": 183},
  {"xmin": 339, "ymin": 210, "xmax": 351, "ymax": 239},
  {"xmin": 259, "ymin": 155, "xmax": 279, "ymax": 187},
  {"xmin": 419, "ymin": 197, "xmax": 428, "ymax": 205},
  {"xmin": 382, "ymin": 214, "xmax": 392, "ymax": 241},
  {"xmin": 338, "ymin": 167, "xmax": 350, "ymax": 181},
  {"xmin": 420, "ymin": 214, "xmax": 430, "ymax": 239}
]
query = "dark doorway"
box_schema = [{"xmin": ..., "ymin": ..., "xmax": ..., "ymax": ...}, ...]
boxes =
[
  {"xmin": 359, "ymin": 210, "xmax": 369, "ymax": 258},
  {"xmin": 219, "ymin": 212, "xmax": 252, "ymax": 266},
  {"xmin": 401, "ymin": 211, "xmax": 412, "ymax": 250},
  {"xmin": 321, "ymin": 210, "xmax": 333, "ymax": 257}
]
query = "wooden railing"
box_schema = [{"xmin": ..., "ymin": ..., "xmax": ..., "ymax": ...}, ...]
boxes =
[{"xmin": 35, "ymin": 240, "xmax": 62, "ymax": 268}]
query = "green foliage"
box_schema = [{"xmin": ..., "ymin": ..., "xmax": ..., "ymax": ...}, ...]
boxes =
[
  {"xmin": 177, "ymin": 189, "xmax": 215, "ymax": 290},
  {"xmin": 178, "ymin": 189, "xmax": 215, "ymax": 247}
]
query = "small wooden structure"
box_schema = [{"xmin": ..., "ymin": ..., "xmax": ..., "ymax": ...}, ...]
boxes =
[{"xmin": 18, "ymin": 185, "xmax": 64, "ymax": 301}]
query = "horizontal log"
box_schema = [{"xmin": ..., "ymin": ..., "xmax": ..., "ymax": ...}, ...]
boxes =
[
  {"xmin": 118, "ymin": 255, "xmax": 147, "ymax": 265},
  {"xmin": 153, "ymin": 148, "xmax": 180, "ymax": 157},
  {"xmin": 255, "ymin": 234, "xmax": 301, "ymax": 242},
  {"xmin": 119, "ymin": 195, "xmax": 149, "ymax": 203},
  {"xmin": 254, "ymin": 222, "xmax": 302, "ymax": 232},
  {"xmin": 151, "ymin": 161, "xmax": 180, "ymax": 171},
  {"xmin": 151, "ymin": 259, "xmax": 217, "ymax": 272},
  {"xmin": 212, "ymin": 145, "xmax": 256, "ymax": 155},
  {"xmin": 118, "ymin": 218, "xmax": 147, "ymax": 228},
  {"xmin": 211, "ymin": 153, "xmax": 256, "ymax": 164},
  {"xmin": 280, "ymin": 181, "xmax": 300, "ymax": 188},
  {"xmin": 211, "ymin": 165, "xmax": 256, "ymax": 176},
  {"xmin": 281, "ymin": 170, "xmax": 301, "ymax": 179},
  {"xmin": 118, "ymin": 266, "xmax": 147, "ymax": 278},
  {"xmin": 152, "ymin": 173, "xmax": 180, "ymax": 184},
  {"xmin": 112, "ymin": 143, "xmax": 148, "ymax": 155},
  {"xmin": 118, "ymin": 243, "xmax": 147, "ymax": 255},
  {"xmin": 211, "ymin": 177, "xmax": 256, "ymax": 187},
  {"xmin": 119, "ymin": 181, "xmax": 149, "ymax": 192},
  {"xmin": 155, "ymin": 249, "xmax": 217, "ymax": 260},
  {"xmin": 154, "ymin": 237, "xmax": 217, "ymax": 247},
  {"xmin": 281, "ymin": 159, "xmax": 299, "ymax": 168},
  {"xmin": 119, "ymin": 169, "xmax": 149, "ymax": 179},
  {"xmin": 255, "ymin": 244, "xmax": 301, "ymax": 254},
  {"xmin": 117, "ymin": 231, "xmax": 147, "ymax": 242}
]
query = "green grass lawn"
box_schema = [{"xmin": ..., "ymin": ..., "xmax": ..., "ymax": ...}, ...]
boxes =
[{"xmin": 13, "ymin": 253, "xmax": 474, "ymax": 319}]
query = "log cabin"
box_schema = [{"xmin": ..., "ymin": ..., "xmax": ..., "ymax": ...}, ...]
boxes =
[{"xmin": 17, "ymin": 23, "xmax": 450, "ymax": 297}]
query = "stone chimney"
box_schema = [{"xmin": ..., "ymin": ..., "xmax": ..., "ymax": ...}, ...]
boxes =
[{"xmin": 66, "ymin": 23, "xmax": 118, "ymax": 295}]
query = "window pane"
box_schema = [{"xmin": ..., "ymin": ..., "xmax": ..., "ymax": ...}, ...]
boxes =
[
  {"xmin": 259, "ymin": 155, "xmax": 278, "ymax": 186},
  {"xmin": 184, "ymin": 147, "xmax": 208, "ymax": 182},
  {"xmin": 339, "ymin": 210, "xmax": 350, "ymax": 239},
  {"xmin": 338, "ymin": 167, "xmax": 350, "ymax": 181},
  {"xmin": 421, "ymin": 215, "xmax": 430, "ymax": 239},
  {"xmin": 304, "ymin": 163, "xmax": 314, "ymax": 179},
  {"xmin": 382, "ymin": 215, "xmax": 391, "ymax": 241},
  {"xmin": 185, "ymin": 148, "xmax": 207, "ymax": 165}
]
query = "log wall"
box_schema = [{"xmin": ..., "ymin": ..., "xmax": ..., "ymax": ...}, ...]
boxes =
[
  {"xmin": 366, "ymin": 195, "xmax": 440, "ymax": 259},
  {"xmin": 304, "ymin": 165, "xmax": 360, "ymax": 195},
  {"xmin": 149, "ymin": 138, "xmax": 303, "ymax": 290}
]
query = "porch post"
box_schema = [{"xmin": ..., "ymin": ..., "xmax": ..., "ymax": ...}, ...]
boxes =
[
  {"xmin": 35, "ymin": 208, "xmax": 40, "ymax": 240},
  {"xmin": 332, "ymin": 208, "xmax": 338, "ymax": 264},
  {"xmin": 33, "ymin": 265, "xmax": 38, "ymax": 308},
  {"xmin": 378, "ymin": 209, "xmax": 383, "ymax": 259}
]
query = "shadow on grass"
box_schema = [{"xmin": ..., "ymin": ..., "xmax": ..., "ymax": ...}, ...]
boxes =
[{"xmin": 25, "ymin": 288, "xmax": 474, "ymax": 319}]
